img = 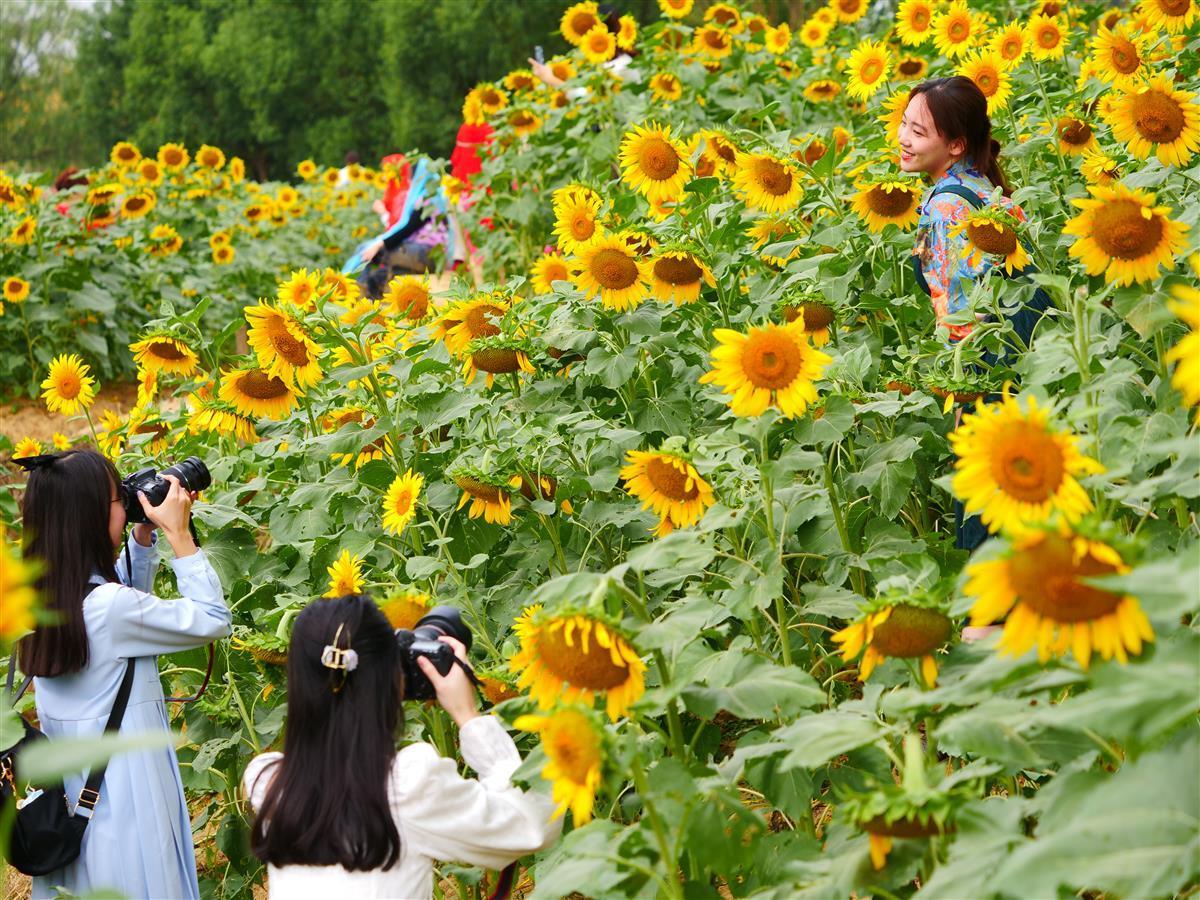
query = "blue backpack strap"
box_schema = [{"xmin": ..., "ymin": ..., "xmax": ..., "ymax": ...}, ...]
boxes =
[{"xmin": 929, "ymin": 183, "xmax": 985, "ymax": 209}]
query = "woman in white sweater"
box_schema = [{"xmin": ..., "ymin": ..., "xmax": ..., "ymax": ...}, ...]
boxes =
[{"xmin": 242, "ymin": 594, "xmax": 561, "ymax": 899}]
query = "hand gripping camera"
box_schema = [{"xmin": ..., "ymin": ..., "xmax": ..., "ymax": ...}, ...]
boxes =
[
  {"xmin": 121, "ymin": 457, "xmax": 212, "ymax": 525},
  {"xmin": 395, "ymin": 606, "xmax": 474, "ymax": 700}
]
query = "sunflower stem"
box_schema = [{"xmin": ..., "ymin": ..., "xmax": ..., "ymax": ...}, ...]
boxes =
[
  {"xmin": 82, "ymin": 405, "xmax": 101, "ymax": 451},
  {"xmin": 629, "ymin": 749, "xmax": 683, "ymax": 900},
  {"xmin": 824, "ymin": 449, "xmax": 866, "ymax": 597}
]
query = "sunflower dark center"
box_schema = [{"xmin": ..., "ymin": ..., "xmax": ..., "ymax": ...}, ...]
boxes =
[
  {"xmin": 753, "ymin": 158, "xmax": 793, "ymax": 196},
  {"xmin": 866, "ymin": 185, "xmax": 916, "ymax": 216},
  {"xmin": 743, "ymin": 331, "xmax": 803, "ymax": 389},
  {"xmin": 149, "ymin": 341, "xmax": 186, "ymax": 360},
  {"xmin": 1109, "ymin": 35, "xmax": 1141, "ymax": 73},
  {"xmin": 472, "ymin": 347, "xmax": 522, "ymax": 374},
  {"xmin": 653, "ymin": 255, "xmax": 703, "ymax": 285},
  {"xmin": 899, "ymin": 59, "xmax": 924, "ymax": 75},
  {"xmin": 704, "ymin": 29, "xmax": 729, "ymax": 50},
  {"xmin": 238, "ymin": 370, "xmax": 290, "ymax": 400},
  {"xmin": 570, "ymin": 11, "xmax": 598, "ymax": 34},
  {"xmin": 455, "ymin": 475, "xmax": 502, "ymax": 502},
  {"xmin": 638, "ymin": 137, "xmax": 681, "ymax": 180},
  {"xmin": 1092, "ymin": 199, "xmax": 1164, "ymax": 259},
  {"xmin": 464, "ymin": 304, "xmax": 503, "ymax": 338},
  {"xmin": 989, "ymin": 422, "xmax": 1065, "ymax": 501},
  {"xmin": 870, "ymin": 605, "xmax": 951, "ymax": 657},
  {"xmin": 967, "ymin": 221, "xmax": 1018, "ymax": 255},
  {"xmin": 536, "ymin": 620, "xmax": 631, "ymax": 689},
  {"xmin": 1131, "ymin": 90, "xmax": 1186, "ymax": 143},
  {"xmin": 1010, "ymin": 533, "xmax": 1123, "ymax": 622},
  {"xmin": 1159, "ymin": 0, "xmax": 1189, "ymax": 13},
  {"xmin": 645, "ymin": 455, "xmax": 700, "ymax": 501},
  {"xmin": 1058, "ymin": 118, "xmax": 1093, "ymax": 145},
  {"xmin": 592, "ymin": 248, "xmax": 639, "ymax": 290}
]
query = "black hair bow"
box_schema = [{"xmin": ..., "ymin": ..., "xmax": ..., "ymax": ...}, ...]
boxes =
[{"xmin": 12, "ymin": 454, "xmax": 58, "ymax": 471}]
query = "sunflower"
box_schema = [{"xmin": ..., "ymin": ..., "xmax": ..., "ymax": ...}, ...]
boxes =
[
  {"xmin": 110, "ymin": 141, "xmax": 141, "ymax": 167},
  {"xmin": 896, "ymin": 0, "xmax": 935, "ymax": 45},
  {"xmin": 950, "ymin": 389, "xmax": 1103, "ymax": 535},
  {"xmin": 846, "ymin": 40, "xmax": 891, "ymax": 100},
  {"xmin": 649, "ymin": 72, "xmax": 683, "ymax": 102},
  {"xmin": 379, "ymin": 591, "xmax": 431, "ymax": 631},
  {"xmin": 1165, "ymin": 259, "xmax": 1200, "ymax": 419},
  {"xmin": 1080, "ymin": 148, "xmax": 1121, "ymax": 184},
  {"xmin": 850, "ymin": 180, "xmax": 922, "ymax": 232},
  {"xmin": 503, "ymin": 69, "xmax": 537, "ymax": 92},
  {"xmin": 382, "ymin": 469, "xmax": 423, "ymax": 536},
  {"xmin": 532, "ymin": 252, "xmax": 573, "ymax": 294},
  {"xmin": 296, "ymin": 159, "xmax": 317, "ymax": 180},
  {"xmin": 433, "ymin": 294, "xmax": 509, "ymax": 356},
  {"xmin": 508, "ymin": 109, "xmax": 542, "ymax": 137},
  {"xmin": 0, "ymin": 536, "xmax": 36, "ymax": 642},
  {"xmin": 895, "ymin": 55, "xmax": 929, "ymax": 80},
  {"xmin": 277, "ymin": 268, "xmax": 321, "ymax": 309},
  {"xmin": 693, "ymin": 25, "xmax": 733, "ymax": 59},
  {"xmin": 553, "ymin": 192, "xmax": 605, "ymax": 254},
  {"xmin": 781, "ymin": 298, "xmax": 837, "ymax": 346},
  {"xmin": 187, "ymin": 395, "xmax": 258, "ymax": 442},
  {"xmin": 12, "ymin": 436, "xmax": 42, "ymax": 461},
  {"xmin": 8, "ymin": 216, "xmax": 36, "ymax": 245},
  {"xmin": 619, "ymin": 122, "xmax": 692, "ymax": 205},
  {"xmin": 41, "ymin": 354, "xmax": 97, "ymax": 415},
  {"xmin": 571, "ymin": 234, "xmax": 652, "ymax": 312},
  {"xmin": 958, "ymin": 51, "xmax": 1011, "ymax": 114},
  {"xmin": 832, "ymin": 0, "xmax": 868, "ymax": 22},
  {"xmin": 510, "ymin": 605, "xmax": 646, "ymax": 721},
  {"xmin": 118, "ymin": 190, "xmax": 155, "ymax": 219},
  {"xmin": 989, "ymin": 22, "xmax": 1027, "ymax": 68},
  {"xmin": 473, "ymin": 84, "xmax": 509, "ymax": 116},
  {"xmin": 3, "ymin": 276, "xmax": 29, "ymax": 304},
  {"xmin": 453, "ymin": 468, "xmax": 516, "ymax": 525},
  {"xmin": 561, "ymin": 0, "xmax": 601, "ymax": 44},
  {"xmin": 1107, "ymin": 75, "xmax": 1200, "ymax": 168},
  {"xmin": 1027, "ymin": 14, "xmax": 1065, "ymax": 59},
  {"xmin": 513, "ymin": 708, "xmax": 603, "ymax": 824},
  {"xmin": 878, "ymin": 91, "xmax": 909, "ymax": 141},
  {"xmin": 620, "ymin": 447, "xmax": 715, "ymax": 536},
  {"xmin": 747, "ymin": 216, "xmax": 804, "ymax": 267},
  {"xmin": 731, "ymin": 150, "xmax": 803, "ymax": 213},
  {"xmin": 196, "ymin": 144, "xmax": 225, "ymax": 170},
  {"xmin": 804, "ymin": 79, "xmax": 840, "ymax": 103},
  {"xmin": 658, "ymin": 0, "xmax": 693, "ymax": 18},
  {"xmin": 1056, "ymin": 116, "xmax": 1099, "ymax": 155},
  {"xmin": 129, "ymin": 333, "xmax": 200, "ymax": 376},
  {"xmin": 699, "ymin": 319, "xmax": 832, "ymax": 418},
  {"xmin": 648, "ymin": 249, "xmax": 714, "ymax": 305},
  {"xmin": 157, "ymin": 142, "xmax": 189, "ymax": 171},
  {"xmin": 580, "ymin": 25, "xmax": 617, "ymax": 64},
  {"xmin": 932, "ymin": 2, "xmax": 978, "ymax": 58},
  {"xmin": 51, "ymin": 432, "xmax": 70, "ymax": 451},
  {"xmin": 966, "ymin": 524, "xmax": 1153, "ymax": 669},
  {"xmin": 1138, "ymin": 0, "xmax": 1197, "ymax": 33},
  {"xmin": 463, "ymin": 338, "xmax": 536, "ymax": 388},
  {"xmin": 1064, "ymin": 184, "xmax": 1189, "ymax": 286},
  {"xmin": 764, "ymin": 23, "xmax": 791, "ymax": 54},
  {"xmin": 691, "ymin": 129, "xmax": 738, "ymax": 178},
  {"xmin": 136, "ymin": 366, "xmax": 158, "ymax": 407},
  {"xmin": 228, "ymin": 157, "xmax": 245, "ymax": 182},
  {"xmin": 798, "ymin": 18, "xmax": 831, "ymax": 48},
  {"xmin": 324, "ymin": 549, "xmax": 366, "ymax": 598},
  {"xmin": 704, "ymin": 1, "xmax": 742, "ymax": 30},
  {"xmin": 616, "ymin": 13, "xmax": 637, "ymax": 50},
  {"xmin": 832, "ymin": 601, "xmax": 952, "ymax": 688},
  {"xmin": 381, "ymin": 274, "xmax": 432, "ymax": 321},
  {"xmin": 951, "ymin": 206, "xmax": 1032, "ymax": 275},
  {"xmin": 146, "ymin": 224, "xmax": 183, "ymax": 257},
  {"xmin": 244, "ymin": 303, "xmax": 322, "ymax": 390},
  {"xmin": 132, "ymin": 158, "xmax": 161, "ymax": 186},
  {"xmin": 218, "ymin": 366, "xmax": 299, "ymax": 420},
  {"xmin": 213, "ymin": 245, "xmax": 236, "ymax": 265},
  {"xmin": 1089, "ymin": 24, "xmax": 1150, "ymax": 90}
]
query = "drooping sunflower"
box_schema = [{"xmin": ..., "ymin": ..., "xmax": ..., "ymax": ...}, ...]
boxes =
[
  {"xmin": 798, "ymin": 18, "xmax": 831, "ymax": 48},
  {"xmin": 561, "ymin": 0, "xmax": 601, "ymax": 44},
  {"xmin": 463, "ymin": 337, "xmax": 536, "ymax": 388},
  {"xmin": 1164, "ymin": 260, "xmax": 1200, "ymax": 420},
  {"xmin": 692, "ymin": 24, "xmax": 733, "ymax": 59},
  {"xmin": 324, "ymin": 549, "xmax": 366, "ymax": 598},
  {"xmin": 580, "ymin": 25, "xmax": 617, "ymax": 64},
  {"xmin": 157, "ymin": 142, "xmax": 189, "ymax": 172},
  {"xmin": 619, "ymin": 122, "xmax": 692, "ymax": 205},
  {"xmin": 965, "ymin": 524, "xmax": 1153, "ymax": 669},
  {"xmin": 846, "ymin": 39, "xmax": 891, "ymax": 100},
  {"xmin": 218, "ymin": 366, "xmax": 299, "ymax": 420},
  {"xmin": 731, "ymin": 150, "xmax": 802, "ymax": 214},
  {"xmin": 620, "ymin": 447, "xmax": 715, "ymax": 536},
  {"xmin": 895, "ymin": 55, "xmax": 929, "ymax": 80},
  {"xmin": 1027, "ymin": 14, "xmax": 1065, "ymax": 59},
  {"xmin": 381, "ymin": 469, "xmax": 423, "ymax": 536},
  {"xmin": 747, "ymin": 216, "xmax": 804, "ymax": 267},
  {"xmin": 1080, "ymin": 148, "xmax": 1120, "ymax": 185},
  {"xmin": 658, "ymin": 0, "xmax": 693, "ymax": 18},
  {"xmin": 1064, "ymin": 184, "xmax": 1189, "ymax": 286},
  {"xmin": 572, "ymin": 234, "xmax": 652, "ymax": 312},
  {"xmin": 433, "ymin": 294, "xmax": 509, "ymax": 356},
  {"xmin": 648, "ymin": 249, "xmax": 714, "ymax": 306},
  {"xmin": 951, "ymin": 206, "xmax": 1031, "ymax": 275},
  {"xmin": 989, "ymin": 22, "xmax": 1027, "ymax": 68},
  {"xmin": 932, "ymin": 2, "xmax": 978, "ymax": 58},
  {"xmin": 514, "ymin": 708, "xmax": 604, "ymax": 824},
  {"xmin": 187, "ymin": 395, "xmax": 258, "ymax": 443},
  {"xmin": 244, "ymin": 302, "xmax": 323, "ymax": 391},
  {"xmin": 950, "ymin": 389, "xmax": 1103, "ymax": 535},
  {"xmin": 803, "ymin": 78, "xmax": 840, "ymax": 103},
  {"xmin": 896, "ymin": 0, "xmax": 935, "ymax": 45},
  {"xmin": 531, "ymin": 252, "xmax": 573, "ymax": 294},
  {"xmin": 1107, "ymin": 75, "xmax": 1200, "ymax": 168},
  {"xmin": 381, "ymin": 274, "xmax": 432, "ymax": 321},
  {"xmin": 649, "ymin": 72, "xmax": 683, "ymax": 102},
  {"xmin": 41, "ymin": 354, "xmax": 97, "ymax": 415},
  {"xmin": 958, "ymin": 50, "xmax": 1011, "ymax": 114},
  {"xmin": 1138, "ymin": 0, "xmax": 1197, "ymax": 33},
  {"xmin": 277, "ymin": 267, "xmax": 322, "ymax": 309},
  {"xmin": 833, "ymin": 599, "xmax": 952, "ymax": 688},
  {"xmin": 699, "ymin": 319, "xmax": 832, "ymax": 418},
  {"xmin": 3, "ymin": 276, "xmax": 30, "ymax": 304},
  {"xmin": 1089, "ymin": 24, "xmax": 1150, "ymax": 90},
  {"xmin": 780, "ymin": 296, "xmax": 837, "ymax": 346},
  {"xmin": 553, "ymin": 192, "xmax": 605, "ymax": 254},
  {"xmin": 129, "ymin": 333, "xmax": 200, "ymax": 376},
  {"xmin": 196, "ymin": 144, "xmax": 225, "ymax": 170},
  {"xmin": 1056, "ymin": 116, "xmax": 1099, "ymax": 155},
  {"xmin": 510, "ymin": 604, "xmax": 646, "ymax": 721},
  {"xmin": 850, "ymin": 180, "xmax": 923, "ymax": 232},
  {"xmin": 453, "ymin": 467, "xmax": 516, "ymax": 525}
]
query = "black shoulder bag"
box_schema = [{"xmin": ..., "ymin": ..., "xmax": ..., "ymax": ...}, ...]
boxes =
[{"xmin": 1, "ymin": 658, "xmax": 136, "ymax": 876}]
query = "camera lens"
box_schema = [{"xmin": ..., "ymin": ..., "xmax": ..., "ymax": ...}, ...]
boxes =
[
  {"xmin": 412, "ymin": 606, "xmax": 473, "ymax": 653},
  {"xmin": 162, "ymin": 457, "xmax": 211, "ymax": 493}
]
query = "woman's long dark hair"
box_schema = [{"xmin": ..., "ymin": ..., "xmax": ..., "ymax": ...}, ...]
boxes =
[
  {"xmin": 909, "ymin": 76, "xmax": 1012, "ymax": 196},
  {"xmin": 18, "ymin": 450, "xmax": 121, "ymax": 677},
  {"xmin": 249, "ymin": 594, "xmax": 404, "ymax": 871}
]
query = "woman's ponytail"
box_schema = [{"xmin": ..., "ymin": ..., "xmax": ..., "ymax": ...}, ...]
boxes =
[{"xmin": 981, "ymin": 138, "xmax": 1012, "ymax": 197}]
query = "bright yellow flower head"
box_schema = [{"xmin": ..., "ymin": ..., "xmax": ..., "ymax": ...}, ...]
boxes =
[
  {"xmin": 1165, "ymin": 259, "xmax": 1200, "ymax": 420},
  {"xmin": 41, "ymin": 354, "xmax": 97, "ymax": 416},
  {"xmin": 850, "ymin": 180, "xmax": 922, "ymax": 232},
  {"xmin": 324, "ymin": 549, "xmax": 366, "ymax": 598},
  {"xmin": 218, "ymin": 366, "xmax": 299, "ymax": 420},
  {"xmin": 958, "ymin": 50, "xmax": 1012, "ymax": 114},
  {"xmin": 129, "ymin": 333, "xmax": 200, "ymax": 376},
  {"xmin": 157, "ymin": 142, "xmax": 190, "ymax": 172},
  {"xmin": 3, "ymin": 276, "xmax": 30, "ymax": 304},
  {"xmin": 382, "ymin": 469, "xmax": 423, "ymax": 536},
  {"xmin": 832, "ymin": 603, "xmax": 951, "ymax": 687},
  {"xmin": 619, "ymin": 122, "xmax": 692, "ymax": 205},
  {"xmin": 110, "ymin": 141, "xmax": 141, "ymax": 168},
  {"xmin": 379, "ymin": 591, "xmax": 431, "ymax": 631},
  {"xmin": 244, "ymin": 303, "xmax": 323, "ymax": 391},
  {"xmin": 531, "ymin": 252, "xmax": 573, "ymax": 294},
  {"xmin": 731, "ymin": 150, "xmax": 802, "ymax": 213},
  {"xmin": 647, "ymin": 250, "xmax": 714, "ymax": 306},
  {"xmin": 932, "ymin": 2, "xmax": 979, "ymax": 58},
  {"xmin": 1064, "ymin": 183, "xmax": 1189, "ymax": 286},
  {"xmin": 896, "ymin": 0, "xmax": 935, "ymax": 45},
  {"xmin": 513, "ymin": 708, "xmax": 604, "ymax": 824},
  {"xmin": 1027, "ymin": 13, "xmax": 1066, "ymax": 59},
  {"xmin": 12, "ymin": 435, "xmax": 42, "ymax": 460},
  {"xmin": 1107, "ymin": 74, "xmax": 1200, "ymax": 168},
  {"xmin": 196, "ymin": 144, "xmax": 226, "ymax": 170},
  {"xmin": 699, "ymin": 319, "xmax": 831, "ymax": 418},
  {"xmin": 620, "ymin": 448, "xmax": 715, "ymax": 536},
  {"xmin": 561, "ymin": 1, "xmax": 601, "ymax": 44},
  {"xmin": 0, "ymin": 535, "xmax": 37, "ymax": 643},
  {"xmin": 277, "ymin": 268, "xmax": 322, "ymax": 309},
  {"xmin": 571, "ymin": 234, "xmax": 652, "ymax": 312},
  {"xmin": 846, "ymin": 39, "xmax": 891, "ymax": 99}
]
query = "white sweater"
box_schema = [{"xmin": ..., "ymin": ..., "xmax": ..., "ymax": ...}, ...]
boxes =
[{"xmin": 242, "ymin": 716, "xmax": 562, "ymax": 899}]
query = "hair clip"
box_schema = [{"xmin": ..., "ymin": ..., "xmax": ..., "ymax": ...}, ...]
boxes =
[
  {"xmin": 320, "ymin": 623, "xmax": 358, "ymax": 692},
  {"xmin": 13, "ymin": 454, "xmax": 58, "ymax": 472}
]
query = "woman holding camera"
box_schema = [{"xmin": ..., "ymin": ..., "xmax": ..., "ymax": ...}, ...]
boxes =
[
  {"xmin": 243, "ymin": 594, "xmax": 562, "ymax": 898},
  {"xmin": 14, "ymin": 449, "xmax": 230, "ymax": 899}
]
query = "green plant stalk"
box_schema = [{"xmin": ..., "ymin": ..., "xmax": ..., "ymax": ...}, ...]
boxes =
[
  {"xmin": 629, "ymin": 749, "xmax": 684, "ymax": 900},
  {"xmin": 824, "ymin": 450, "xmax": 866, "ymax": 597},
  {"xmin": 227, "ymin": 672, "xmax": 261, "ymax": 755},
  {"xmin": 620, "ymin": 576, "xmax": 687, "ymax": 759}
]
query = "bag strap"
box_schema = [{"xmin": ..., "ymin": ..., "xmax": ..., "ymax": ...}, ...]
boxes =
[
  {"xmin": 74, "ymin": 659, "xmax": 136, "ymax": 821},
  {"xmin": 929, "ymin": 183, "xmax": 986, "ymax": 209},
  {"xmin": 5, "ymin": 654, "xmax": 32, "ymax": 706}
]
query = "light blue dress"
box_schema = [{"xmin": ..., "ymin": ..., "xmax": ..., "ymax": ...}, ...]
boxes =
[{"xmin": 31, "ymin": 534, "xmax": 230, "ymax": 900}]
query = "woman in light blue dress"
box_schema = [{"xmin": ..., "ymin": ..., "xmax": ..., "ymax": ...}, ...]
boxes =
[{"xmin": 15, "ymin": 450, "xmax": 230, "ymax": 899}]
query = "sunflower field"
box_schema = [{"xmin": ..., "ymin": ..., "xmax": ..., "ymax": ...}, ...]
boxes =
[{"xmin": 3, "ymin": 0, "xmax": 1200, "ymax": 897}]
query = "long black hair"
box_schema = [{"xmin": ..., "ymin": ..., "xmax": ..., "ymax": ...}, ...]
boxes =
[
  {"xmin": 18, "ymin": 450, "xmax": 121, "ymax": 677},
  {"xmin": 249, "ymin": 594, "xmax": 404, "ymax": 871},
  {"xmin": 909, "ymin": 76, "xmax": 1012, "ymax": 196}
]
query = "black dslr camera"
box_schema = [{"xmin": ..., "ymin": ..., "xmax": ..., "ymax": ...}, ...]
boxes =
[
  {"xmin": 122, "ymin": 457, "xmax": 211, "ymax": 525},
  {"xmin": 395, "ymin": 606, "xmax": 473, "ymax": 700}
]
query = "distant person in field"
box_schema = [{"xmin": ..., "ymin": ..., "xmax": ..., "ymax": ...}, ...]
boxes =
[{"xmin": 337, "ymin": 150, "xmax": 361, "ymax": 187}]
